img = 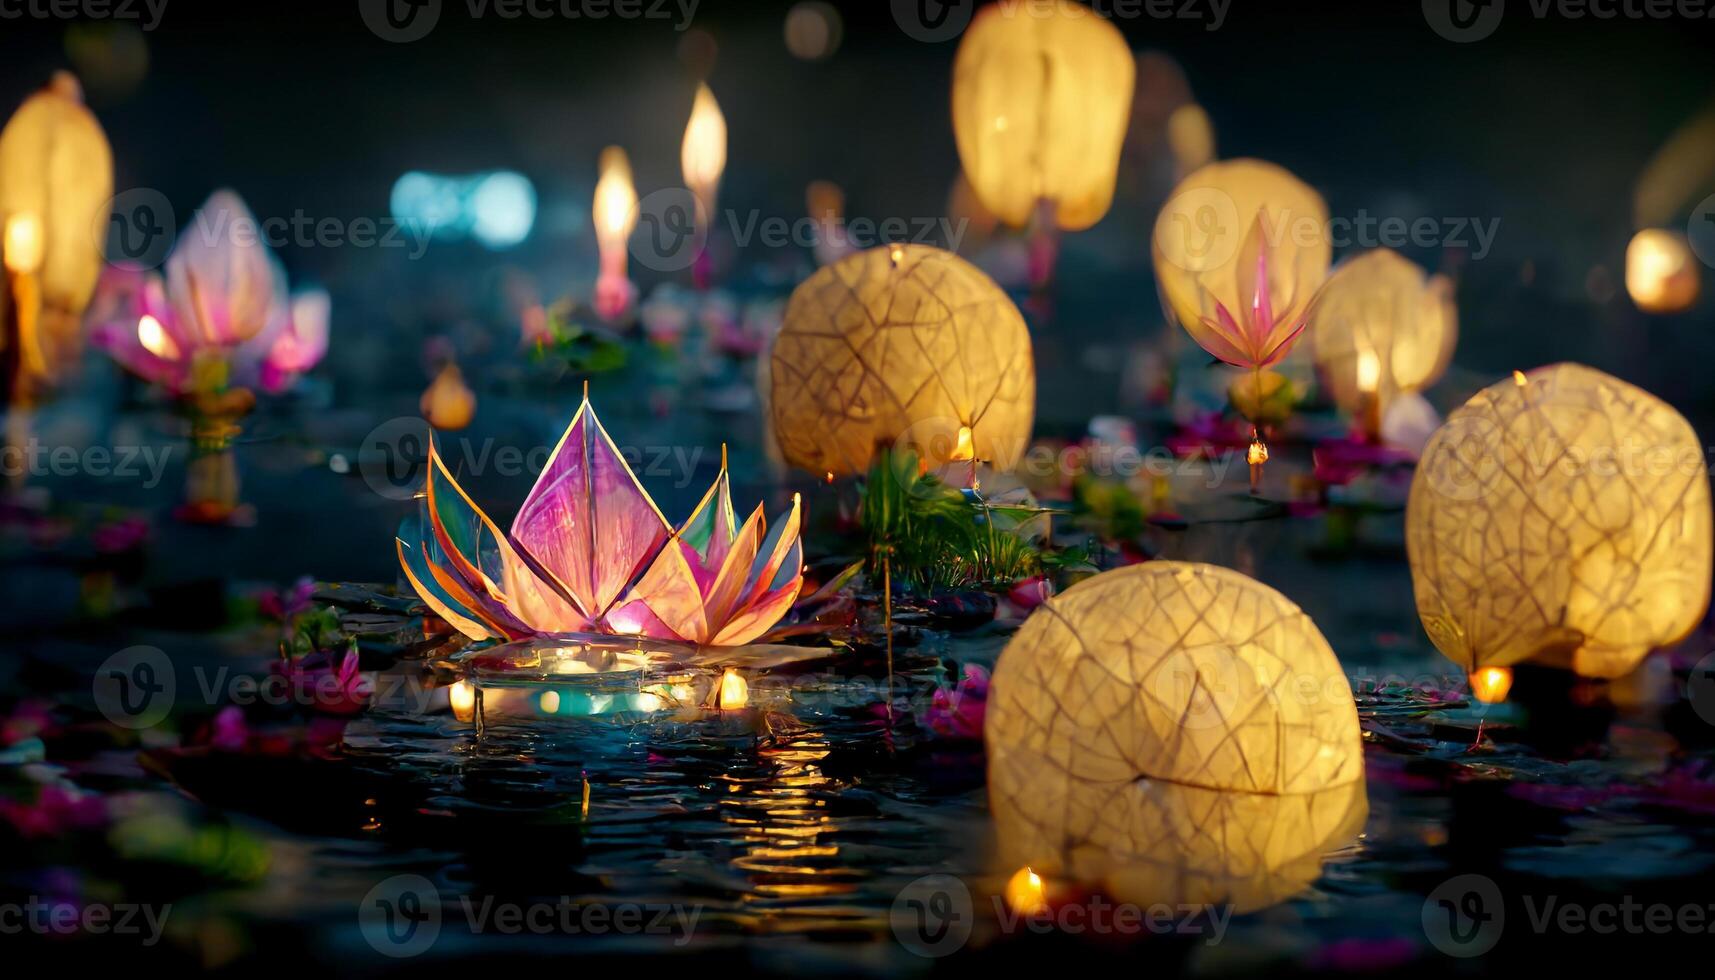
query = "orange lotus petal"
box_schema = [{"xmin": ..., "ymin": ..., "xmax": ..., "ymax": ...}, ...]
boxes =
[
  {"xmin": 711, "ymin": 579, "xmax": 803, "ymax": 646},
  {"xmin": 425, "ymin": 549, "xmax": 533, "ymax": 640},
  {"xmin": 739, "ymin": 495, "xmax": 804, "ymax": 610},
  {"xmin": 630, "ymin": 532, "xmax": 713, "ymax": 643},
  {"xmin": 702, "ymin": 503, "xmax": 766, "ymax": 630},
  {"xmin": 397, "ymin": 538, "xmax": 496, "ymax": 641}
]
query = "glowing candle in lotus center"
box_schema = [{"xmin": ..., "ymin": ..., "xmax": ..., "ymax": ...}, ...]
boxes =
[{"xmin": 137, "ymin": 314, "xmax": 180, "ymax": 362}]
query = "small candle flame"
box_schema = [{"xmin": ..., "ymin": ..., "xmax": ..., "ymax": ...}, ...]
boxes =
[
  {"xmin": 680, "ymin": 83, "xmax": 727, "ymax": 217},
  {"xmin": 593, "ymin": 146, "xmax": 639, "ymax": 270},
  {"xmin": 1355, "ymin": 347, "xmax": 1380, "ymax": 394},
  {"xmin": 3, "ymin": 212, "xmax": 43, "ymax": 274},
  {"xmin": 950, "ymin": 425, "xmax": 975, "ymax": 462},
  {"xmin": 137, "ymin": 314, "xmax": 180, "ymax": 361},
  {"xmin": 1004, "ymin": 866, "xmax": 1048, "ymax": 916},
  {"xmin": 716, "ymin": 668, "xmax": 749, "ymax": 710},
  {"xmin": 1512, "ymin": 370, "xmax": 1528, "ymax": 387},
  {"xmin": 449, "ymin": 680, "xmax": 477, "ymax": 722},
  {"xmin": 1247, "ymin": 436, "xmax": 1269, "ymax": 466},
  {"xmin": 1469, "ymin": 666, "xmax": 1513, "ymax": 704}
]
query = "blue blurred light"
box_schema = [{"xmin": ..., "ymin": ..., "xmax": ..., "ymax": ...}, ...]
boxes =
[
  {"xmin": 389, "ymin": 170, "xmax": 537, "ymax": 250},
  {"xmin": 469, "ymin": 171, "xmax": 537, "ymax": 249}
]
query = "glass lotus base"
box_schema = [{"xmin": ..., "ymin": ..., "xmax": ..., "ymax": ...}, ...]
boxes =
[{"xmin": 436, "ymin": 634, "xmax": 849, "ymax": 724}]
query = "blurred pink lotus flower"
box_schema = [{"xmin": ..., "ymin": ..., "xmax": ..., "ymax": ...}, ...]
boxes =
[
  {"xmin": 924, "ymin": 664, "xmax": 989, "ymax": 741},
  {"xmin": 91, "ymin": 190, "xmax": 330, "ymax": 395},
  {"xmin": 398, "ymin": 393, "xmax": 804, "ymax": 646},
  {"xmin": 0, "ymin": 784, "xmax": 107, "ymax": 838},
  {"xmin": 272, "ymin": 647, "xmax": 373, "ymax": 717},
  {"xmin": 1186, "ymin": 215, "xmax": 1318, "ymax": 372}
]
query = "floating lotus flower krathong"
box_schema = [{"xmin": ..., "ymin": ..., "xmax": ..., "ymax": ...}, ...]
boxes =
[
  {"xmin": 398, "ymin": 392, "xmax": 804, "ymax": 647},
  {"xmin": 92, "ymin": 190, "xmax": 330, "ymax": 396},
  {"xmin": 1188, "ymin": 214, "xmax": 1316, "ymax": 373}
]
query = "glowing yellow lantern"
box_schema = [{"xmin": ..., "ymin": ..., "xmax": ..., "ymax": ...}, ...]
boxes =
[
  {"xmin": 1310, "ymin": 249, "xmax": 1457, "ymax": 436},
  {"xmin": 1408, "ymin": 364, "xmax": 1712, "ymax": 678},
  {"xmin": 1625, "ymin": 229, "xmax": 1699, "ymax": 314},
  {"xmin": 680, "ymin": 82, "xmax": 727, "ymax": 226},
  {"xmin": 0, "ymin": 72, "xmax": 112, "ymax": 383},
  {"xmin": 769, "ymin": 243, "xmax": 1035, "ymax": 477},
  {"xmin": 951, "ymin": 0, "xmax": 1135, "ymax": 231},
  {"xmin": 987, "ymin": 562, "xmax": 1368, "ymax": 910},
  {"xmin": 1153, "ymin": 158, "xmax": 1330, "ymax": 338},
  {"xmin": 421, "ymin": 361, "xmax": 476, "ymax": 431}
]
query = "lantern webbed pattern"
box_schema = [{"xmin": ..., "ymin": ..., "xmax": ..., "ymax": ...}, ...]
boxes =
[
  {"xmin": 1407, "ymin": 363, "xmax": 1713, "ymax": 678},
  {"xmin": 951, "ymin": 0, "xmax": 1135, "ymax": 231},
  {"xmin": 986, "ymin": 562, "xmax": 1367, "ymax": 911},
  {"xmin": 768, "ymin": 243, "xmax": 1034, "ymax": 478}
]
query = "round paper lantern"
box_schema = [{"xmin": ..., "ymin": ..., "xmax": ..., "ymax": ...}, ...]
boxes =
[
  {"xmin": 952, "ymin": 0, "xmax": 1135, "ymax": 232},
  {"xmin": 1625, "ymin": 228, "xmax": 1700, "ymax": 314},
  {"xmin": 1408, "ymin": 364, "xmax": 1712, "ymax": 678},
  {"xmin": 987, "ymin": 562, "xmax": 1367, "ymax": 910},
  {"xmin": 0, "ymin": 72, "xmax": 113, "ymax": 379},
  {"xmin": 1153, "ymin": 158, "xmax": 1330, "ymax": 338},
  {"xmin": 1311, "ymin": 249, "xmax": 1457, "ymax": 426},
  {"xmin": 769, "ymin": 243, "xmax": 1034, "ymax": 478}
]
